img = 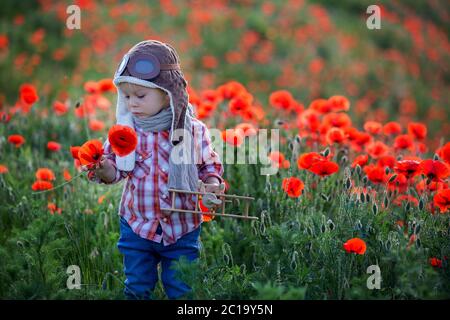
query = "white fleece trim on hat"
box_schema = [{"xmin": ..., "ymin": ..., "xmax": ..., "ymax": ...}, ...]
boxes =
[{"xmin": 113, "ymin": 75, "xmax": 178, "ymax": 172}]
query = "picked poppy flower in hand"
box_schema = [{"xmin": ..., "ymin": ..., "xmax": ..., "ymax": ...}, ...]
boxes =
[
  {"xmin": 78, "ymin": 139, "xmax": 104, "ymax": 169},
  {"xmin": 343, "ymin": 238, "xmax": 367, "ymax": 255},
  {"xmin": 108, "ymin": 125, "xmax": 138, "ymax": 157}
]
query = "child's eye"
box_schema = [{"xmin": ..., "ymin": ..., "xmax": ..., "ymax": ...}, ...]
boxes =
[
  {"xmin": 137, "ymin": 95, "xmax": 145, "ymax": 99},
  {"xmin": 125, "ymin": 95, "xmax": 130, "ymax": 99}
]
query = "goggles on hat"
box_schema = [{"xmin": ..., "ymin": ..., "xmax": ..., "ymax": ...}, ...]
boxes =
[{"xmin": 116, "ymin": 53, "xmax": 180, "ymax": 80}]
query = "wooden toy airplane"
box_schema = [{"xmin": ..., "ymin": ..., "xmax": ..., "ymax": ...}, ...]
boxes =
[{"xmin": 165, "ymin": 180, "xmax": 258, "ymax": 220}]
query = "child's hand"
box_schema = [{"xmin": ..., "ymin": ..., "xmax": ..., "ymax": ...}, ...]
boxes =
[
  {"xmin": 84, "ymin": 156, "xmax": 116, "ymax": 183},
  {"xmin": 203, "ymin": 177, "xmax": 225, "ymax": 194}
]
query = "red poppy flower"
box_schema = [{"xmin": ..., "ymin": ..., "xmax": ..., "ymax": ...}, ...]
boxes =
[
  {"xmin": 35, "ymin": 168, "xmax": 56, "ymax": 181},
  {"xmin": 394, "ymin": 134, "xmax": 414, "ymax": 150},
  {"xmin": 282, "ymin": 177, "xmax": 304, "ymax": 198},
  {"xmin": 383, "ymin": 121, "xmax": 402, "ymax": 136},
  {"xmin": 201, "ymin": 89, "xmax": 222, "ymax": 105},
  {"xmin": 269, "ymin": 90, "xmax": 295, "ymax": 111},
  {"xmin": 420, "ymin": 160, "xmax": 449, "ymax": 182},
  {"xmin": 70, "ymin": 146, "xmax": 81, "ymax": 160},
  {"xmin": 326, "ymin": 127, "xmax": 346, "ymax": 144},
  {"xmin": 328, "ymin": 95, "xmax": 350, "ymax": 112},
  {"xmin": 297, "ymin": 152, "xmax": 327, "ymax": 170},
  {"xmin": 437, "ymin": 142, "xmax": 450, "ymax": 164},
  {"xmin": 323, "ymin": 112, "xmax": 352, "ymax": 128},
  {"xmin": 199, "ymin": 198, "xmax": 215, "ymax": 222},
  {"xmin": 350, "ymin": 131, "xmax": 372, "ymax": 152},
  {"xmin": 395, "ymin": 160, "xmax": 421, "ymax": 179},
  {"xmin": 0, "ymin": 164, "xmax": 8, "ymax": 174},
  {"xmin": 221, "ymin": 129, "xmax": 244, "ymax": 146},
  {"xmin": 393, "ymin": 195, "xmax": 419, "ymax": 207},
  {"xmin": 19, "ymin": 83, "xmax": 39, "ymax": 106},
  {"xmin": 8, "ymin": 134, "xmax": 26, "ymax": 148},
  {"xmin": 84, "ymin": 81, "xmax": 100, "ymax": 94},
  {"xmin": 48, "ymin": 202, "xmax": 62, "ymax": 215},
  {"xmin": 78, "ymin": 139, "xmax": 104, "ymax": 167},
  {"xmin": 377, "ymin": 155, "xmax": 396, "ymax": 169},
  {"xmin": 108, "ymin": 125, "xmax": 138, "ymax": 157},
  {"xmin": 53, "ymin": 101, "xmax": 68, "ymax": 116},
  {"xmin": 98, "ymin": 78, "xmax": 115, "ymax": 93},
  {"xmin": 364, "ymin": 121, "xmax": 383, "ymax": 135},
  {"xmin": 217, "ymin": 81, "xmax": 247, "ymax": 100},
  {"xmin": 416, "ymin": 179, "xmax": 448, "ymax": 194},
  {"xmin": 366, "ymin": 141, "xmax": 389, "ymax": 159},
  {"xmin": 31, "ymin": 180, "xmax": 53, "ymax": 191},
  {"xmin": 433, "ymin": 189, "xmax": 450, "ymax": 213},
  {"xmin": 235, "ymin": 123, "xmax": 257, "ymax": 137},
  {"xmin": 89, "ymin": 119, "xmax": 105, "ymax": 131},
  {"xmin": 309, "ymin": 99, "xmax": 332, "ymax": 114},
  {"xmin": 343, "ymin": 238, "xmax": 366, "ymax": 255},
  {"xmin": 63, "ymin": 168, "xmax": 72, "ymax": 181},
  {"xmin": 309, "ymin": 160, "xmax": 339, "ymax": 177},
  {"xmin": 47, "ymin": 141, "xmax": 61, "ymax": 152},
  {"xmin": 429, "ymin": 258, "xmax": 442, "ymax": 268},
  {"xmin": 387, "ymin": 173, "xmax": 408, "ymax": 193},
  {"xmin": 364, "ymin": 164, "xmax": 388, "ymax": 184},
  {"xmin": 297, "ymin": 109, "xmax": 321, "ymax": 132},
  {"xmin": 269, "ymin": 152, "xmax": 290, "ymax": 169},
  {"xmin": 351, "ymin": 154, "xmax": 368, "ymax": 168},
  {"xmin": 229, "ymin": 93, "xmax": 252, "ymax": 114},
  {"xmin": 408, "ymin": 122, "xmax": 427, "ymax": 140}
]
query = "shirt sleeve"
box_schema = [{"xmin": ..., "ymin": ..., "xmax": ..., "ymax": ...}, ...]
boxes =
[
  {"xmin": 87, "ymin": 139, "xmax": 129, "ymax": 185},
  {"xmin": 197, "ymin": 124, "xmax": 224, "ymax": 184}
]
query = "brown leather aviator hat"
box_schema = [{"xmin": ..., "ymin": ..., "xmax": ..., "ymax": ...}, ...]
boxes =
[{"xmin": 113, "ymin": 40, "xmax": 190, "ymax": 171}]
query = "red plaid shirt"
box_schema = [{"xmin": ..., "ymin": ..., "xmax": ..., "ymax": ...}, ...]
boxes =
[{"xmin": 88, "ymin": 118, "xmax": 224, "ymax": 246}]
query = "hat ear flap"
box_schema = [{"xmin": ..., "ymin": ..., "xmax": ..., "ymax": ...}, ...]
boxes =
[{"xmin": 115, "ymin": 86, "xmax": 136, "ymax": 172}]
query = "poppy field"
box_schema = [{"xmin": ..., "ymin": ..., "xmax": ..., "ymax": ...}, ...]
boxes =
[{"xmin": 0, "ymin": 0, "xmax": 449, "ymax": 299}]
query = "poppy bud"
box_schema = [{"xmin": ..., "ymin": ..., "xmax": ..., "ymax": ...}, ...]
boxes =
[
  {"xmin": 414, "ymin": 224, "xmax": 421, "ymax": 235},
  {"xmin": 321, "ymin": 224, "xmax": 326, "ymax": 233},
  {"xmin": 397, "ymin": 155, "xmax": 403, "ymax": 161},
  {"xmin": 340, "ymin": 156, "xmax": 348, "ymax": 165},
  {"xmin": 385, "ymin": 240, "xmax": 392, "ymax": 251},
  {"xmin": 290, "ymin": 251, "xmax": 298, "ymax": 270},
  {"xmin": 388, "ymin": 174, "xmax": 397, "ymax": 183},
  {"xmin": 415, "ymin": 238, "xmax": 421, "ymax": 248},
  {"xmin": 295, "ymin": 135, "xmax": 301, "ymax": 144},
  {"xmin": 385, "ymin": 167, "xmax": 390, "ymax": 175},
  {"xmin": 366, "ymin": 193, "xmax": 371, "ymax": 203},
  {"xmin": 355, "ymin": 220, "xmax": 362, "ymax": 230},
  {"xmin": 327, "ymin": 219, "xmax": 335, "ymax": 231},
  {"xmin": 433, "ymin": 153, "xmax": 439, "ymax": 161},
  {"xmin": 419, "ymin": 198, "xmax": 424, "ymax": 210},
  {"xmin": 274, "ymin": 119, "xmax": 285, "ymax": 126},
  {"xmin": 288, "ymin": 141, "xmax": 294, "ymax": 151},
  {"xmin": 384, "ymin": 195, "xmax": 389, "ymax": 208},
  {"xmin": 355, "ymin": 164, "xmax": 362, "ymax": 176},
  {"xmin": 372, "ymin": 203, "xmax": 378, "ymax": 215},
  {"xmin": 360, "ymin": 192, "xmax": 365, "ymax": 203},
  {"xmin": 75, "ymin": 101, "xmax": 81, "ymax": 108},
  {"xmin": 322, "ymin": 147, "xmax": 330, "ymax": 157},
  {"xmin": 345, "ymin": 177, "xmax": 352, "ymax": 190},
  {"xmin": 362, "ymin": 176, "xmax": 368, "ymax": 184},
  {"xmin": 405, "ymin": 201, "xmax": 411, "ymax": 212},
  {"xmin": 321, "ymin": 193, "xmax": 329, "ymax": 202}
]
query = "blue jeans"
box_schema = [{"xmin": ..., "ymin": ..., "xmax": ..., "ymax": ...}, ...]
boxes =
[{"xmin": 117, "ymin": 217, "xmax": 201, "ymax": 300}]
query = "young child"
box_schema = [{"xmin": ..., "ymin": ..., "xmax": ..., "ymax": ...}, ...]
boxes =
[{"xmin": 87, "ymin": 40, "xmax": 224, "ymax": 300}]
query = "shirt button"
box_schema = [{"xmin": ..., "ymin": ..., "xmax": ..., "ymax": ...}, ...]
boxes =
[
  {"xmin": 162, "ymin": 194, "xmax": 168, "ymax": 199},
  {"xmin": 138, "ymin": 155, "xmax": 143, "ymax": 160},
  {"xmin": 162, "ymin": 168, "xmax": 167, "ymax": 173},
  {"xmin": 162, "ymin": 218, "xmax": 168, "ymax": 222}
]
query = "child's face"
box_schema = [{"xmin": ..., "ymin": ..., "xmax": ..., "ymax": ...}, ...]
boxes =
[{"xmin": 119, "ymin": 83, "xmax": 170, "ymax": 118}]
